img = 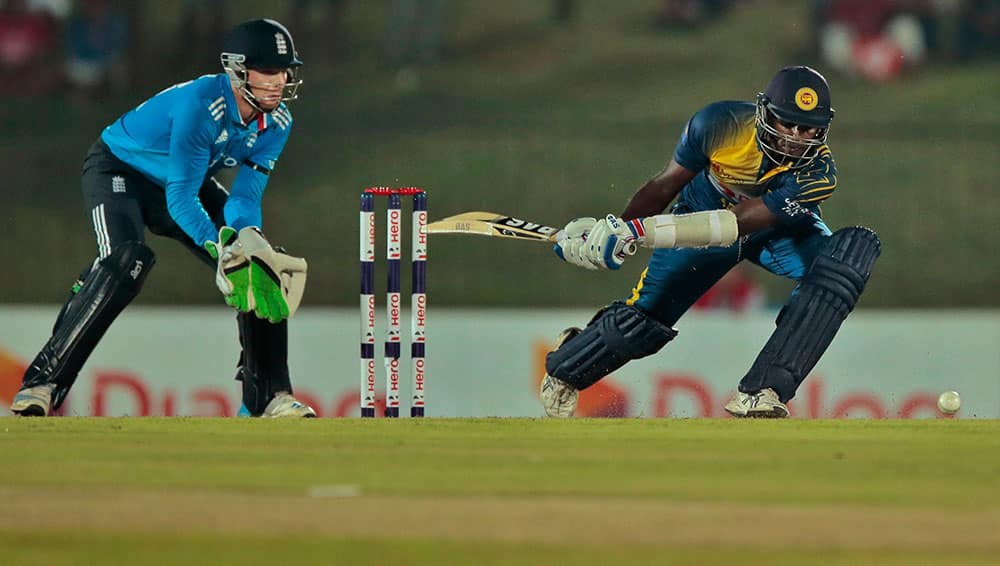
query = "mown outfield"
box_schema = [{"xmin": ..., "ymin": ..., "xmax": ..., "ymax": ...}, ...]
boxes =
[{"xmin": 2, "ymin": 418, "xmax": 998, "ymax": 564}]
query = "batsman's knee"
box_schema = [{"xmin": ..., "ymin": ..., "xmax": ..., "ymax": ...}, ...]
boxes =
[
  {"xmin": 545, "ymin": 302, "xmax": 677, "ymax": 391},
  {"xmin": 107, "ymin": 241, "xmax": 156, "ymax": 287},
  {"xmin": 801, "ymin": 226, "xmax": 880, "ymax": 312}
]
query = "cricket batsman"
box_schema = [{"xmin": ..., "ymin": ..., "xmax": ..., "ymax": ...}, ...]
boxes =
[{"xmin": 544, "ymin": 66, "xmax": 881, "ymax": 418}]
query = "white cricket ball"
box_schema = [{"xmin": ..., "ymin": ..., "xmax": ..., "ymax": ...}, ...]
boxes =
[{"xmin": 937, "ymin": 391, "xmax": 961, "ymax": 414}]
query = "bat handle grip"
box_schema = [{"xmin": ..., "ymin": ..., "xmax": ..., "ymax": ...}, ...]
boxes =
[{"xmin": 623, "ymin": 239, "xmax": 638, "ymax": 256}]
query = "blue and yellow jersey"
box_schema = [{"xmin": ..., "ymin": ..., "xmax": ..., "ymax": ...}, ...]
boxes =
[
  {"xmin": 101, "ymin": 74, "xmax": 293, "ymax": 246},
  {"xmin": 672, "ymin": 101, "xmax": 836, "ymax": 225}
]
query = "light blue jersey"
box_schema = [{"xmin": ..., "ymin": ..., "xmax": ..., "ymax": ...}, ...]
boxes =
[{"xmin": 101, "ymin": 74, "xmax": 293, "ymax": 246}]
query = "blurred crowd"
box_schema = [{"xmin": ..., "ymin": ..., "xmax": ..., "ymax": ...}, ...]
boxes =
[
  {"xmin": 811, "ymin": 0, "xmax": 1000, "ymax": 82},
  {"xmin": 2, "ymin": 0, "xmax": 997, "ymax": 100},
  {"xmin": 0, "ymin": 0, "xmax": 128, "ymax": 99}
]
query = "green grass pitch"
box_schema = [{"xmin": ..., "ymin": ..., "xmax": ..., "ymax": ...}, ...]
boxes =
[{"xmin": 1, "ymin": 418, "xmax": 999, "ymax": 564}]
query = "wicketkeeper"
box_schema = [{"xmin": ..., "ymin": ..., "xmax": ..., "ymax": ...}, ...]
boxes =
[
  {"xmin": 11, "ymin": 19, "xmax": 315, "ymax": 418},
  {"xmin": 545, "ymin": 66, "xmax": 881, "ymax": 418}
]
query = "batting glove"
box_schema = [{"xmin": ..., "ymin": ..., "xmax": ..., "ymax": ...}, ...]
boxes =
[
  {"xmin": 554, "ymin": 217, "xmax": 599, "ymax": 270},
  {"xmin": 582, "ymin": 214, "xmax": 640, "ymax": 270}
]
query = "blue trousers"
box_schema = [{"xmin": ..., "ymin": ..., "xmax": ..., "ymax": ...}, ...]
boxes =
[{"xmin": 626, "ymin": 222, "xmax": 833, "ymax": 326}]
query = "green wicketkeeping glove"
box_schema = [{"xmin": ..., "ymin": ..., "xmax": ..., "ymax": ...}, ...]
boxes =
[
  {"xmin": 236, "ymin": 227, "xmax": 308, "ymax": 323},
  {"xmin": 204, "ymin": 226, "xmax": 251, "ymax": 312}
]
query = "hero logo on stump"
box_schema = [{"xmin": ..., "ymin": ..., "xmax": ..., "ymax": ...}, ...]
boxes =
[{"xmin": 359, "ymin": 187, "xmax": 428, "ymax": 418}]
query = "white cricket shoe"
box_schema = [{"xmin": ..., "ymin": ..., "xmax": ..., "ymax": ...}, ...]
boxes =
[
  {"xmin": 262, "ymin": 393, "xmax": 317, "ymax": 418},
  {"xmin": 539, "ymin": 327, "xmax": 582, "ymax": 418},
  {"xmin": 723, "ymin": 388, "xmax": 789, "ymax": 418},
  {"xmin": 10, "ymin": 384, "xmax": 55, "ymax": 417},
  {"xmin": 540, "ymin": 374, "xmax": 578, "ymax": 418}
]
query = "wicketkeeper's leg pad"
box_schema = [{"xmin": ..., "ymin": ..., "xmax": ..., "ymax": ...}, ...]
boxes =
[
  {"xmin": 236, "ymin": 312, "xmax": 293, "ymax": 416},
  {"xmin": 739, "ymin": 226, "xmax": 881, "ymax": 401},
  {"xmin": 22, "ymin": 242, "xmax": 155, "ymax": 408},
  {"xmin": 545, "ymin": 302, "xmax": 677, "ymax": 391}
]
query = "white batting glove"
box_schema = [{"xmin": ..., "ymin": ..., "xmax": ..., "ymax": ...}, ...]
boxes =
[
  {"xmin": 578, "ymin": 214, "xmax": 640, "ymax": 270},
  {"xmin": 554, "ymin": 217, "xmax": 598, "ymax": 270}
]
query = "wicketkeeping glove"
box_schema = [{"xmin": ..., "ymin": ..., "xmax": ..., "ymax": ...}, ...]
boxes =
[
  {"xmin": 205, "ymin": 226, "xmax": 251, "ymax": 311},
  {"xmin": 236, "ymin": 227, "xmax": 308, "ymax": 323}
]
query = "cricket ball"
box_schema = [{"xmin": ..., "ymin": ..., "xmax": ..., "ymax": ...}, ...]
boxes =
[{"xmin": 937, "ymin": 391, "xmax": 961, "ymax": 415}]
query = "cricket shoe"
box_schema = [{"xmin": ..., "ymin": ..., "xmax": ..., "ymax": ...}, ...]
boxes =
[
  {"xmin": 539, "ymin": 327, "xmax": 581, "ymax": 418},
  {"xmin": 10, "ymin": 384, "xmax": 55, "ymax": 417},
  {"xmin": 262, "ymin": 393, "xmax": 317, "ymax": 418},
  {"xmin": 723, "ymin": 388, "xmax": 789, "ymax": 418}
]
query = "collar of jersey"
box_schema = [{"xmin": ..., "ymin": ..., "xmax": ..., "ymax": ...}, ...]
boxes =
[{"xmin": 218, "ymin": 74, "xmax": 269, "ymax": 132}]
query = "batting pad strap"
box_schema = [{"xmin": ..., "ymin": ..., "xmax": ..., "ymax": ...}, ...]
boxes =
[{"xmin": 638, "ymin": 210, "xmax": 738, "ymax": 249}]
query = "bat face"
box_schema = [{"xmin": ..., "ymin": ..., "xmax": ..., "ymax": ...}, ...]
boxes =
[
  {"xmin": 490, "ymin": 217, "xmax": 559, "ymax": 240},
  {"xmin": 426, "ymin": 212, "xmax": 561, "ymax": 243},
  {"xmin": 493, "ymin": 217, "xmax": 559, "ymax": 236}
]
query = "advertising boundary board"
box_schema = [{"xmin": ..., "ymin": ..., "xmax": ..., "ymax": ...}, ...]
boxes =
[{"xmin": 1, "ymin": 307, "xmax": 997, "ymax": 418}]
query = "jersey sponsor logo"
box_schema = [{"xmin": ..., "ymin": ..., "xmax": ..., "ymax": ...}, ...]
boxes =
[
  {"xmin": 782, "ymin": 198, "xmax": 808, "ymax": 217},
  {"xmin": 709, "ymin": 163, "xmax": 763, "ymax": 192},
  {"xmin": 112, "ymin": 176, "xmax": 126, "ymax": 193},
  {"xmin": 707, "ymin": 171, "xmax": 751, "ymax": 203},
  {"xmin": 795, "ymin": 87, "xmax": 818, "ymax": 111},
  {"xmin": 210, "ymin": 154, "xmax": 239, "ymax": 168},
  {"xmin": 275, "ymin": 32, "xmax": 288, "ymax": 55},
  {"xmin": 214, "ymin": 129, "xmax": 229, "ymax": 144},
  {"xmin": 710, "ymin": 162, "xmax": 742, "ymax": 183},
  {"xmin": 245, "ymin": 133, "xmax": 258, "ymax": 148}
]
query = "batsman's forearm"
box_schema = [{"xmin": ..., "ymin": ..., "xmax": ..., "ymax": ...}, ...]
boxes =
[
  {"xmin": 620, "ymin": 161, "xmax": 693, "ymax": 220},
  {"xmin": 620, "ymin": 180, "xmax": 678, "ymax": 220},
  {"xmin": 626, "ymin": 210, "xmax": 739, "ymax": 249},
  {"xmin": 165, "ymin": 184, "xmax": 219, "ymax": 248}
]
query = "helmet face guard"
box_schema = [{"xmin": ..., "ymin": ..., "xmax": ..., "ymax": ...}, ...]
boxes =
[
  {"xmin": 220, "ymin": 19, "xmax": 303, "ymax": 114},
  {"xmin": 221, "ymin": 52, "xmax": 302, "ymax": 113},
  {"xmin": 754, "ymin": 66, "xmax": 835, "ymax": 169},
  {"xmin": 755, "ymin": 93, "xmax": 830, "ymax": 169}
]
